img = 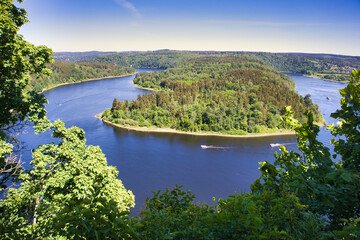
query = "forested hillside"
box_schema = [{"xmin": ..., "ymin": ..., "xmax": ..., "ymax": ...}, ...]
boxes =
[
  {"xmin": 30, "ymin": 61, "xmax": 136, "ymax": 92},
  {"xmin": 102, "ymin": 57, "xmax": 323, "ymax": 135},
  {"xmin": 87, "ymin": 50, "xmax": 199, "ymax": 69},
  {"xmin": 55, "ymin": 50, "xmax": 360, "ymax": 83},
  {"xmin": 53, "ymin": 51, "xmax": 116, "ymax": 62},
  {"xmin": 254, "ymin": 52, "xmax": 360, "ymax": 82}
]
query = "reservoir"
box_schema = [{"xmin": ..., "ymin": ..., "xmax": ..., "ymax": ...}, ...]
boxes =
[{"xmin": 18, "ymin": 70, "xmax": 346, "ymax": 213}]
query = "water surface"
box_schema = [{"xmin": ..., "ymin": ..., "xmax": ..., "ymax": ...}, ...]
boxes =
[{"xmin": 19, "ymin": 71, "xmax": 346, "ymax": 213}]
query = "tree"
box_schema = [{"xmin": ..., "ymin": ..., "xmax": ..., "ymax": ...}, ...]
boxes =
[
  {"xmin": 331, "ymin": 70, "xmax": 360, "ymax": 171},
  {"xmin": 0, "ymin": 120, "xmax": 135, "ymax": 239},
  {"xmin": 133, "ymin": 185, "xmax": 323, "ymax": 239},
  {"xmin": 0, "ymin": 1, "xmax": 136, "ymax": 239},
  {"xmin": 0, "ymin": 0, "xmax": 53, "ymax": 191},
  {"xmin": 252, "ymin": 70, "xmax": 360, "ymax": 236},
  {"xmin": 303, "ymin": 94, "xmax": 312, "ymax": 106}
]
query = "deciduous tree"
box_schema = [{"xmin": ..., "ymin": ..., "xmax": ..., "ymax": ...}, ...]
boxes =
[{"xmin": 0, "ymin": 0, "xmax": 53, "ymax": 191}]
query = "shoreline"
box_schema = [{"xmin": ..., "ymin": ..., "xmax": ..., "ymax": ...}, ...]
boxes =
[
  {"xmin": 95, "ymin": 114, "xmax": 296, "ymax": 138},
  {"xmin": 303, "ymin": 74, "xmax": 349, "ymax": 83},
  {"xmin": 132, "ymin": 83, "xmax": 158, "ymax": 92},
  {"xmin": 302, "ymin": 74, "xmax": 348, "ymax": 83},
  {"xmin": 282, "ymin": 72, "xmax": 349, "ymax": 83},
  {"xmin": 95, "ymin": 72, "xmax": 326, "ymax": 138},
  {"xmin": 40, "ymin": 72, "xmax": 137, "ymax": 93}
]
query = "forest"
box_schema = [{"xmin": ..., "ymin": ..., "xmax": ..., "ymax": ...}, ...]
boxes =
[
  {"xmin": 255, "ymin": 52, "xmax": 360, "ymax": 82},
  {"xmin": 29, "ymin": 61, "xmax": 136, "ymax": 92},
  {"xmin": 85, "ymin": 50, "xmax": 200, "ymax": 69},
  {"xmin": 102, "ymin": 57, "xmax": 323, "ymax": 135},
  {"xmin": 54, "ymin": 50, "xmax": 360, "ymax": 83}
]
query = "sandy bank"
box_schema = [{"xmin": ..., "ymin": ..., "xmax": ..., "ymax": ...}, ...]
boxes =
[
  {"xmin": 95, "ymin": 114, "xmax": 296, "ymax": 138},
  {"xmin": 132, "ymin": 83, "xmax": 158, "ymax": 92}
]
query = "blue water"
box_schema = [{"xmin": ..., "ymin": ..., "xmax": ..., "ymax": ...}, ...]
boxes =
[{"xmin": 17, "ymin": 71, "xmax": 346, "ymax": 213}]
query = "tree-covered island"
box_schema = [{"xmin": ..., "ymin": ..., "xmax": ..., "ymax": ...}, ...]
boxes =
[{"xmin": 101, "ymin": 57, "xmax": 323, "ymax": 136}]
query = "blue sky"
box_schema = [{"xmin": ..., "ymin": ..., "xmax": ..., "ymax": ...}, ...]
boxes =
[{"xmin": 18, "ymin": 0, "xmax": 360, "ymax": 55}]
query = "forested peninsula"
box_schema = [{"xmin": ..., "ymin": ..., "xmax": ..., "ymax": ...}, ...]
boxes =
[
  {"xmin": 29, "ymin": 61, "xmax": 136, "ymax": 92},
  {"xmin": 101, "ymin": 57, "xmax": 323, "ymax": 136}
]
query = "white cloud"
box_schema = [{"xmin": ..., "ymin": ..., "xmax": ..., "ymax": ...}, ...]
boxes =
[{"xmin": 114, "ymin": 0, "xmax": 141, "ymax": 18}]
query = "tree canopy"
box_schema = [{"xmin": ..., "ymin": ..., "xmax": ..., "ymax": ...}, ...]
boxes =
[
  {"xmin": 0, "ymin": 120, "xmax": 135, "ymax": 239},
  {"xmin": 103, "ymin": 57, "xmax": 323, "ymax": 135},
  {"xmin": 1, "ymin": 1, "xmax": 135, "ymax": 239},
  {"xmin": 57, "ymin": 50, "xmax": 360, "ymax": 83},
  {"xmin": 30, "ymin": 61, "xmax": 136, "ymax": 92},
  {"xmin": 0, "ymin": 0, "xmax": 53, "ymax": 191}
]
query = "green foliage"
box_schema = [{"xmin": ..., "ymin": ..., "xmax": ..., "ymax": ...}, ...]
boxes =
[
  {"xmin": 29, "ymin": 61, "xmax": 136, "ymax": 92},
  {"xmin": 104, "ymin": 57, "xmax": 323, "ymax": 135},
  {"xmin": 133, "ymin": 185, "xmax": 211, "ymax": 239},
  {"xmin": 213, "ymin": 190, "xmax": 323, "ymax": 239},
  {"xmin": 88, "ymin": 50, "xmax": 199, "ymax": 69},
  {"xmin": 133, "ymin": 186, "xmax": 323, "ymax": 239},
  {"xmin": 64, "ymin": 50, "xmax": 360, "ymax": 83},
  {"xmin": 0, "ymin": 120, "xmax": 135, "ymax": 239},
  {"xmin": 0, "ymin": 140, "xmax": 18, "ymax": 191},
  {"xmin": 251, "ymin": 70, "xmax": 360, "ymax": 236},
  {"xmin": 0, "ymin": 0, "xmax": 53, "ymax": 190},
  {"xmin": 144, "ymin": 184, "xmax": 195, "ymax": 214},
  {"xmin": 254, "ymin": 52, "xmax": 360, "ymax": 82},
  {"xmin": 0, "ymin": 0, "xmax": 52, "ymax": 130},
  {"xmin": 330, "ymin": 70, "xmax": 360, "ymax": 171},
  {"xmin": 1, "ymin": 2, "xmax": 136, "ymax": 239},
  {"xmin": 131, "ymin": 70, "xmax": 359, "ymax": 239}
]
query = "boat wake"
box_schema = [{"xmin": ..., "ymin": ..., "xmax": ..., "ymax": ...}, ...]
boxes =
[
  {"xmin": 201, "ymin": 145, "xmax": 230, "ymax": 149},
  {"xmin": 270, "ymin": 143, "xmax": 294, "ymax": 148}
]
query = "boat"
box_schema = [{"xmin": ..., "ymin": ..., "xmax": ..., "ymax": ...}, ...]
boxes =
[
  {"xmin": 327, "ymin": 96, "xmax": 331, "ymax": 100},
  {"xmin": 201, "ymin": 145, "xmax": 230, "ymax": 149},
  {"xmin": 201, "ymin": 145, "xmax": 212, "ymax": 149},
  {"xmin": 270, "ymin": 143, "xmax": 281, "ymax": 147},
  {"xmin": 270, "ymin": 142, "xmax": 294, "ymax": 148}
]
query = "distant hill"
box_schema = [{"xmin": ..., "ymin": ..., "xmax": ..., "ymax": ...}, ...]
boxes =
[
  {"xmin": 55, "ymin": 50, "xmax": 359, "ymax": 82},
  {"xmin": 253, "ymin": 52, "xmax": 360, "ymax": 82},
  {"xmin": 53, "ymin": 51, "xmax": 118, "ymax": 62}
]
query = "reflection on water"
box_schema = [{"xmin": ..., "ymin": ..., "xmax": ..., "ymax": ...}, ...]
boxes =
[{"xmin": 18, "ymin": 70, "xmax": 345, "ymax": 213}]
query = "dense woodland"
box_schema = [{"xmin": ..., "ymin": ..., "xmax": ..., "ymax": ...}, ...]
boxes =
[
  {"xmin": 86, "ymin": 51, "xmax": 200, "ymax": 69},
  {"xmin": 255, "ymin": 52, "xmax": 360, "ymax": 82},
  {"xmin": 53, "ymin": 51, "xmax": 117, "ymax": 62},
  {"xmin": 29, "ymin": 61, "xmax": 136, "ymax": 92},
  {"xmin": 103, "ymin": 57, "xmax": 322, "ymax": 135},
  {"xmin": 54, "ymin": 50, "xmax": 360, "ymax": 82}
]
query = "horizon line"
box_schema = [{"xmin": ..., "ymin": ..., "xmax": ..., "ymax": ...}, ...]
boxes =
[{"xmin": 52, "ymin": 49, "xmax": 360, "ymax": 58}]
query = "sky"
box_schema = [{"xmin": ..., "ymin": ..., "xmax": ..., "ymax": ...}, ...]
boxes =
[{"xmin": 17, "ymin": 0, "xmax": 360, "ymax": 56}]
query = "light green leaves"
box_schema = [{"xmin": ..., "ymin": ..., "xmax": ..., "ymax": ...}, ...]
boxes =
[{"xmin": 1, "ymin": 120, "xmax": 135, "ymax": 239}]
